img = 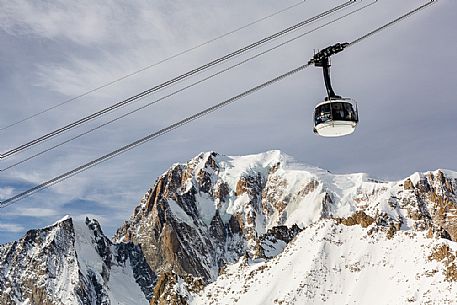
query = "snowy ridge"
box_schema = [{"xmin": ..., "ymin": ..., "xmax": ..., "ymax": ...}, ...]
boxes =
[
  {"xmin": 192, "ymin": 220, "xmax": 457, "ymax": 305},
  {"xmin": 114, "ymin": 150, "xmax": 457, "ymax": 304},
  {"xmin": 187, "ymin": 151, "xmax": 393, "ymax": 225},
  {"xmin": 182, "ymin": 151, "xmax": 392, "ymax": 229},
  {"xmin": 0, "ymin": 217, "xmax": 80, "ymax": 304},
  {"xmin": 2, "ymin": 150, "xmax": 457, "ymax": 305},
  {"xmin": 72, "ymin": 220, "xmax": 151, "ymax": 305},
  {"xmin": 0, "ymin": 216, "xmax": 155, "ymax": 305}
]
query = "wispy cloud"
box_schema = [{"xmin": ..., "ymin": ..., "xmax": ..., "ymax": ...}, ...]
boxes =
[
  {"xmin": 0, "ymin": 187, "xmax": 14, "ymax": 200},
  {"xmin": 0, "ymin": 0, "xmax": 222, "ymax": 97},
  {"xmin": 73, "ymin": 213, "xmax": 108, "ymax": 224},
  {"xmin": 1, "ymin": 1, "xmax": 124, "ymax": 44},
  {"xmin": 0, "ymin": 223, "xmax": 25, "ymax": 233},
  {"xmin": 4, "ymin": 208, "xmax": 59, "ymax": 217}
]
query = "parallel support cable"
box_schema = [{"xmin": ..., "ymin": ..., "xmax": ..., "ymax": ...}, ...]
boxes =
[
  {"xmin": 0, "ymin": 1, "xmax": 355, "ymax": 159},
  {"xmin": 1, "ymin": 0, "xmax": 378, "ymax": 172},
  {"xmin": 0, "ymin": 64, "xmax": 311, "ymax": 207},
  {"xmin": 0, "ymin": 0, "xmax": 310, "ymax": 132},
  {"xmin": 347, "ymin": 0, "xmax": 437, "ymax": 48},
  {"xmin": 0, "ymin": 0, "xmax": 437, "ymax": 207}
]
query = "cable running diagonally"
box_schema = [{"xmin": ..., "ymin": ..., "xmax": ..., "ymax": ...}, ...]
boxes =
[
  {"xmin": 0, "ymin": 64, "xmax": 311, "ymax": 208},
  {"xmin": 0, "ymin": 0, "xmax": 309, "ymax": 132},
  {"xmin": 0, "ymin": 1, "xmax": 355, "ymax": 159},
  {"xmin": 1, "ymin": 0, "xmax": 378, "ymax": 172},
  {"xmin": 0, "ymin": 0, "xmax": 437, "ymax": 207},
  {"xmin": 347, "ymin": 0, "xmax": 435, "ymax": 48}
]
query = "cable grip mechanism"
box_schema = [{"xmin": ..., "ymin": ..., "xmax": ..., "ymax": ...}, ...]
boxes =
[{"xmin": 309, "ymin": 42, "xmax": 349, "ymax": 99}]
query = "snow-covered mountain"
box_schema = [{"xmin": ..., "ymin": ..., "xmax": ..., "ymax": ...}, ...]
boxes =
[
  {"xmin": 1, "ymin": 151, "xmax": 457, "ymax": 304},
  {"xmin": 0, "ymin": 216, "xmax": 155, "ymax": 305},
  {"xmin": 192, "ymin": 221, "xmax": 457, "ymax": 305}
]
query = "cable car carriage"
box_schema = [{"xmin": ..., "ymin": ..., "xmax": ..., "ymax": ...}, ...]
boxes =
[
  {"xmin": 309, "ymin": 43, "xmax": 359, "ymax": 137},
  {"xmin": 314, "ymin": 98, "xmax": 358, "ymax": 137}
]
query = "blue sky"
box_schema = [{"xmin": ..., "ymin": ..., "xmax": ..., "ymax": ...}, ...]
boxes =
[{"xmin": 1, "ymin": 0, "xmax": 456, "ymax": 244}]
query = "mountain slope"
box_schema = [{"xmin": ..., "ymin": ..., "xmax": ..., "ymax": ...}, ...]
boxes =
[
  {"xmin": 114, "ymin": 150, "xmax": 457, "ymax": 304},
  {"xmin": 2, "ymin": 150, "xmax": 457, "ymax": 305},
  {"xmin": 0, "ymin": 217, "xmax": 155, "ymax": 305},
  {"xmin": 192, "ymin": 220, "xmax": 457, "ymax": 305},
  {"xmin": 114, "ymin": 151, "xmax": 328, "ymax": 282}
]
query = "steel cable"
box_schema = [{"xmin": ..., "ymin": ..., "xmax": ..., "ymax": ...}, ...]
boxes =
[
  {"xmin": 1, "ymin": 0, "xmax": 378, "ymax": 172},
  {"xmin": 0, "ymin": 0, "xmax": 437, "ymax": 207},
  {"xmin": 0, "ymin": 0, "xmax": 309, "ymax": 132},
  {"xmin": 347, "ymin": 0, "xmax": 436, "ymax": 48},
  {"xmin": 0, "ymin": 64, "xmax": 311, "ymax": 207},
  {"xmin": 0, "ymin": 1, "xmax": 355, "ymax": 159}
]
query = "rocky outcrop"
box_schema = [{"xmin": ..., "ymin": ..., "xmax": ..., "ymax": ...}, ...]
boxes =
[
  {"xmin": 255, "ymin": 224, "xmax": 302, "ymax": 259},
  {"xmin": 150, "ymin": 271, "xmax": 204, "ymax": 305},
  {"xmin": 400, "ymin": 171, "xmax": 457, "ymax": 241},
  {"xmin": 151, "ymin": 272, "xmax": 187, "ymax": 305},
  {"xmin": 0, "ymin": 219, "xmax": 77, "ymax": 305},
  {"xmin": 3, "ymin": 151, "xmax": 457, "ymax": 305},
  {"xmin": 335, "ymin": 211, "xmax": 375, "ymax": 228},
  {"xmin": 0, "ymin": 217, "xmax": 155, "ymax": 305},
  {"xmin": 114, "ymin": 151, "xmax": 330, "ymax": 284},
  {"xmin": 115, "ymin": 153, "xmax": 244, "ymax": 281},
  {"xmin": 428, "ymin": 243, "xmax": 457, "ymax": 281},
  {"xmin": 115, "ymin": 152, "xmax": 457, "ymax": 301}
]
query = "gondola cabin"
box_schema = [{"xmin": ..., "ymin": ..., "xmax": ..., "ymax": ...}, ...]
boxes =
[
  {"xmin": 313, "ymin": 98, "xmax": 358, "ymax": 137},
  {"xmin": 309, "ymin": 42, "xmax": 359, "ymax": 137}
]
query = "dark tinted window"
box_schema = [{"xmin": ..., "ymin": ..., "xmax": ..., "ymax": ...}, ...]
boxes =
[
  {"xmin": 314, "ymin": 103, "xmax": 331, "ymax": 125},
  {"xmin": 332, "ymin": 102, "xmax": 356, "ymax": 121},
  {"xmin": 315, "ymin": 101, "xmax": 357, "ymax": 125},
  {"xmin": 343, "ymin": 102, "xmax": 357, "ymax": 121}
]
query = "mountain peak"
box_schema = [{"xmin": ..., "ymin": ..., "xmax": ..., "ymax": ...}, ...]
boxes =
[
  {"xmin": 115, "ymin": 151, "xmax": 457, "ymax": 285},
  {"xmin": 0, "ymin": 215, "xmax": 155, "ymax": 305},
  {"xmin": 51, "ymin": 214, "xmax": 72, "ymax": 226},
  {"xmin": 2, "ymin": 151, "xmax": 457, "ymax": 304}
]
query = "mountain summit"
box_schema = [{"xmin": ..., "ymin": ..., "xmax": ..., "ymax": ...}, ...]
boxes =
[
  {"xmin": 0, "ymin": 216, "xmax": 155, "ymax": 305},
  {"xmin": 1, "ymin": 151, "xmax": 457, "ymax": 304}
]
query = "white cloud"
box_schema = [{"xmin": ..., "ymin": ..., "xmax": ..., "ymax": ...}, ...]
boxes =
[
  {"xmin": 1, "ymin": 1, "xmax": 118, "ymax": 44},
  {"xmin": 4, "ymin": 208, "xmax": 59, "ymax": 217},
  {"xmin": 0, "ymin": 187, "xmax": 14, "ymax": 198},
  {"xmin": 8, "ymin": 171, "xmax": 45, "ymax": 185},
  {"xmin": 0, "ymin": 223, "xmax": 25, "ymax": 233},
  {"xmin": 0, "ymin": 0, "xmax": 284, "ymax": 97},
  {"xmin": 73, "ymin": 213, "xmax": 107, "ymax": 224}
]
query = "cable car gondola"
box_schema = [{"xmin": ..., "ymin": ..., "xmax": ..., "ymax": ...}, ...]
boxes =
[
  {"xmin": 309, "ymin": 43, "xmax": 358, "ymax": 137},
  {"xmin": 314, "ymin": 98, "xmax": 358, "ymax": 137}
]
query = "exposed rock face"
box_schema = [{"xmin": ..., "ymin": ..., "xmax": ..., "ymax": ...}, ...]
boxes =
[
  {"xmin": 0, "ymin": 218, "xmax": 78, "ymax": 305},
  {"xmin": 394, "ymin": 170, "xmax": 457, "ymax": 241},
  {"xmin": 3, "ymin": 151, "xmax": 457, "ymax": 305},
  {"xmin": 429, "ymin": 243, "xmax": 457, "ymax": 281},
  {"xmin": 256, "ymin": 224, "xmax": 302, "ymax": 259},
  {"xmin": 114, "ymin": 151, "xmax": 331, "ymax": 283},
  {"xmin": 115, "ymin": 153, "xmax": 245, "ymax": 282},
  {"xmin": 114, "ymin": 152, "xmax": 457, "ymax": 292},
  {"xmin": 150, "ymin": 271, "xmax": 203, "ymax": 305},
  {"xmin": 0, "ymin": 217, "xmax": 155, "ymax": 305},
  {"xmin": 335, "ymin": 211, "xmax": 375, "ymax": 228},
  {"xmin": 151, "ymin": 272, "xmax": 187, "ymax": 305}
]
